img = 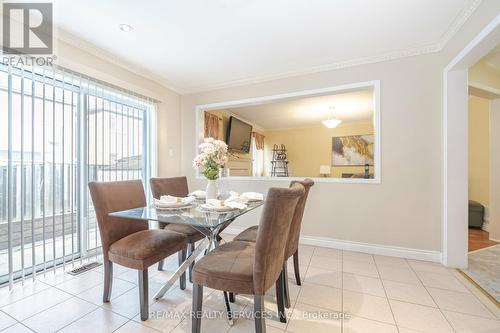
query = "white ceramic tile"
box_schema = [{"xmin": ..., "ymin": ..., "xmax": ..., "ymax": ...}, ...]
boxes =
[
  {"xmin": 22, "ymin": 297, "xmax": 97, "ymax": 333},
  {"xmin": 343, "ymin": 315, "xmax": 398, "ymax": 333},
  {"xmin": 427, "ymin": 287, "xmax": 496, "ymax": 318},
  {"xmin": 170, "ymin": 313, "xmax": 232, "ymax": 333},
  {"xmin": 313, "ymin": 247, "xmax": 342, "ymax": 259},
  {"xmin": 55, "ymin": 271, "xmax": 105, "ymax": 295},
  {"xmin": 0, "ymin": 310, "xmax": 17, "ymax": 331},
  {"xmin": 308, "ymin": 255, "xmax": 342, "ymax": 271},
  {"xmin": 228, "ymin": 318, "xmax": 284, "ymax": 333},
  {"xmin": 377, "ymin": 265, "xmax": 421, "ymax": 285},
  {"xmin": 1, "ymin": 287, "xmax": 72, "ymax": 321},
  {"xmin": 342, "ymin": 273, "xmax": 385, "ymax": 297},
  {"xmin": 342, "ymin": 251, "xmax": 375, "ymax": 264},
  {"xmin": 77, "ymin": 278, "xmax": 136, "ymax": 305},
  {"xmin": 407, "ymin": 260, "xmax": 452, "ymax": 275},
  {"xmin": 286, "ymin": 263, "xmax": 307, "ymax": 283},
  {"xmin": 303, "ymin": 267, "xmax": 342, "ymax": 288},
  {"xmin": 342, "ymin": 260, "xmax": 379, "ymax": 278},
  {"xmin": 390, "ymin": 300, "xmax": 454, "ymax": 333},
  {"xmin": 416, "ymin": 271, "xmax": 470, "ymax": 292},
  {"xmin": 0, "ymin": 323, "xmax": 33, "ymax": 333},
  {"xmin": 286, "ymin": 302, "xmax": 342, "ymax": 333},
  {"xmin": 58, "ymin": 308, "xmax": 129, "ymax": 333},
  {"xmin": 342, "ymin": 290, "xmax": 394, "ymax": 324},
  {"xmin": 0, "ymin": 280, "xmax": 51, "ymax": 307},
  {"xmin": 114, "ymin": 320, "xmax": 162, "ymax": 333},
  {"xmin": 383, "ymin": 280, "xmax": 436, "ymax": 307},
  {"xmin": 296, "ymin": 283, "xmax": 342, "ymax": 311},
  {"xmin": 443, "ymin": 310, "xmax": 500, "ymax": 333},
  {"xmin": 101, "ymin": 287, "xmax": 152, "ymax": 319},
  {"xmin": 373, "ymin": 255, "xmax": 409, "ymax": 268}
]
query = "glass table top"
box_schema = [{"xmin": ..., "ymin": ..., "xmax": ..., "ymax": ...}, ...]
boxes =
[{"xmin": 109, "ymin": 200, "xmax": 264, "ymax": 229}]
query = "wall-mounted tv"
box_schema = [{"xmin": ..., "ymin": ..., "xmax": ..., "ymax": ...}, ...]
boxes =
[{"xmin": 226, "ymin": 116, "xmax": 253, "ymax": 153}]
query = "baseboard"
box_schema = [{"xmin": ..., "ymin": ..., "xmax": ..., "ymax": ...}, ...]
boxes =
[{"xmin": 223, "ymin": 226, "xmax": 442, "ymax": 263}]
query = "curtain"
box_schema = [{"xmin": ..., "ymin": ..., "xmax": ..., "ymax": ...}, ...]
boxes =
[
  {"xmin": 204, "ymin": 112, "xmax": 219, "ymax": 139},
  {"xmin": 252, "ymin": 132, "xmax": 265, "ymax": 150}
]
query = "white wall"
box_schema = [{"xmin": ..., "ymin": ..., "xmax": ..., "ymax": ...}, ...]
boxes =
[{"xmin": 490, "ymin": 99, "xmax": 500, "ymax": 241}]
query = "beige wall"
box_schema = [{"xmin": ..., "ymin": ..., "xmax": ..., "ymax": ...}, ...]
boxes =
[
  {"xmin": 263, "ymin": 123, "xmax": 374, "ymax": 178},
  {"xmin": 180, "ymin": 52, "xmax": 444, "ymax": 252},
  {"xmin": 54, "ymin": 39, "xmax": 182, "ymax": 177},
  {"xmin": 469, "ymin": 59, "xmax": 500, "ymax": 92},
  {"xmin": 468, "ymin": 95, "xmax": 490, "ymax": 206}
]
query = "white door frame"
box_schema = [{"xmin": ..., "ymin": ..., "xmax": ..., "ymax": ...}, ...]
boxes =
[{"xmin": 443, "ymin": 15, "xmax": 500, "ymax": 267}]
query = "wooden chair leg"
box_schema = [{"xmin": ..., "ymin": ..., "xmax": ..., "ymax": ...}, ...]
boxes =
[
  {"xmin": 157, "ymin": 259, "xmax": 164, "ymax": 271},
  {"xmin": 254, "ymin": 295, "xmax": 267, "ymax": 333},
  {"xmin": 138, "ymin": 269, "xmax": 149, "ymax": 321},
  {"xmin": 275, "ymin": 270, "xmax": 287, "ymax": 323},
  {"xmin": 179, "ymin": 248, "xmax": 187, "ymax": 290},
  {"xmin": 188, "ymin": 243, "xmax": 195, "ymax": 283},
  {"xmin": 192, "ymin": 283, "xmax": 203, "ymax": 333},
  {"xmin": 103, "ymin": 259, "xmax": 113, "ymax": 302},
  {"xmin": 293, "ymin": 250, "xmax": 301, "ymax": 286},
  {"xmin": 282, "ymin": 262, "xmax": 291, "ymax": 308}
]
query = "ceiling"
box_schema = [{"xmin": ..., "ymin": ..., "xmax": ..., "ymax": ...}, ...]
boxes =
[
  {"xmin": 53, "ymin": 0, "xmax": 481, "ymax": 93},
  {"xmin": 223, "ymin": 89, "xmax": 374, "ymax": 130}
]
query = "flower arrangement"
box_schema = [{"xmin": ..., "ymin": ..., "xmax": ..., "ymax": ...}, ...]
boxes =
[{"xmin": 193, "ymin": 138, "xmax": 229, "ymax": 180}]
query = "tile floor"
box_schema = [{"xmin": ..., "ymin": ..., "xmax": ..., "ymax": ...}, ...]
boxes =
[{"xmin": 0, "ymin": 239, "xmax": 499, "ymax": 333}]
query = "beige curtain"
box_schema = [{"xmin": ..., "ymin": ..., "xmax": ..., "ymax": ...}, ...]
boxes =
[
  {"xmin": 204, "ymin": 112, "xmax": 219, "ymax": 139},
  {"xmin": 252, "ymin": 132, "xmax": 265, "ymax": 150}
]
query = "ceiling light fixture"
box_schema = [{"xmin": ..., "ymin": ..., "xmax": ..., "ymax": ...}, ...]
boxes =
[
  {"xmin": 322, "ymin": 107, "xmax": 342, "ymax": 128},
  {"xmin": 119, "ymin": 24, "xmax": 133, "ymax": 32}
]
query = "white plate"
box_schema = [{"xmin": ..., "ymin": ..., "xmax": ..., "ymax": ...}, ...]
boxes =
[
  {"xmin": 199, "ymin": 204, "xmax": 238, "ymax": 212},
  {"xmin": 154, "ymin": 202, "xmax": 192, "ymax": 209}
]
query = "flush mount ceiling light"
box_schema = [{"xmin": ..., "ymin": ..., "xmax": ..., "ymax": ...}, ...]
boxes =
[
  {"xmin": 119, "ymin": 24, "xmax": 133, "ymax": 32},
  {"xmin": 322, "ymin": 107, "xmax": 342, "ymax": 128}
]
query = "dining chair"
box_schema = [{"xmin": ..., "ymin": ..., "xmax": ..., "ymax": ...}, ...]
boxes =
[
  {"xmin": 233, "ymin": 178, "xmax": 314, "ymax": 311},
  {"xmin": 191, "ymin": 183, "xmax": 305, "ymax": 333},
  {"xmin": 149, "ymin": 176, "xmax": 205, "ymax": 289},
  {"xmin": 88, "ymin": 180, "xmax": 188, "ymax": 321}
]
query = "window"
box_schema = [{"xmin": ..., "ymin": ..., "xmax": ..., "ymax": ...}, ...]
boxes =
[{"xmin": 0, "ymin": 64, "xmax": 157, "ymax": 286}]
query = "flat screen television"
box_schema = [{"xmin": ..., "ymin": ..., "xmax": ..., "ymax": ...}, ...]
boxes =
[{"xmin": 226, "ymin": 116, "xmax": 253, "ymax": 153}]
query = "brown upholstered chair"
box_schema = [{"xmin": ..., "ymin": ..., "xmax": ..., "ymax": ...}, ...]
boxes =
[
  {"xmin": 88, "ymin": 180, "xmax": 188, "ymax": 321},
  {"xmin": 233, "ymin": 179, "xmax": 314, "ymax": 309},
  {"xmin": 191, "ymin": 183, "xmax": 305, "ymax": 333},
  {"xmin": 149, "ymin": 177, "xmax": 205, "ymax": 288}
]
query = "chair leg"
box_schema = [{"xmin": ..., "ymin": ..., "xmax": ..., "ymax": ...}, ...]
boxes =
[
  {"xmin": 157, "ymin": 259, "xmax": 164, "ymax": 271},
  {"xmin": 229, "ymin": 292, "xmax": 235, "ymax": 303},
  {"xmin": 188, "ymin": 242, "xmax": 195, "ymax": 283},
  {"xmin": 282, "ymin": 262, "xmax": 291, "ymax": 309},
  {"xmin": 275, "ymin": 270, "xmax": 287, "ymax": 323},
  {"xmin": 192, "ymin": 283, "xmax": 203, "ymax": 333},
  {"xmin": 293, "ymin": 250, "xmax": 301, "ymax": 286},
  {"xmin": 179, "ymin": 247, "xmax": 187, "ymax": 290},
  {"xmin": 254, "ymin": 295, "xmax": 267, "ymax": 333},
  {"xmin": 138, "ymin": 269, "xmax": 149, "ymax": 321},
  {"xmin": 103, "ymin": 259, "xmax": 113, "ymax": 303}
]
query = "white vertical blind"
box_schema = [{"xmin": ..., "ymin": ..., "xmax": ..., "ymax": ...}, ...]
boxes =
[{"xmin": 0, "ymin": 63, "xmax": 157, "ymax": 288}]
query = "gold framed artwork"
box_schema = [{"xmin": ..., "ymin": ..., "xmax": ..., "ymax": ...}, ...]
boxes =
[{"xmin": 332, "ymin": 134, "xmax": 374, "ymax": 166}]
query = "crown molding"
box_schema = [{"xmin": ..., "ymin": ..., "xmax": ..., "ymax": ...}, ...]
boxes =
[
  {"xmin": 55, "ymin": 0, "xmax": 482, "ymax": 95},
  {"xmin": 181, "ymin": 0, "xmax": 483, "ymax": 94},
  {"xmin": 56, "ymin": 29, "xmax": 185, "ymax": 94}
]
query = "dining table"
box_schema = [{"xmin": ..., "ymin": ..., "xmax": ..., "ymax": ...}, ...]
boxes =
[{"xmin": 109, "ymin": 198, "xmax": 264, "ymax": 322}]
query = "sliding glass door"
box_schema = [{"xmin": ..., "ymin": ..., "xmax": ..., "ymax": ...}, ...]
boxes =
[{"xmin": 0, "ymin": 64, "xmax": 156, "ymax": 287}]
